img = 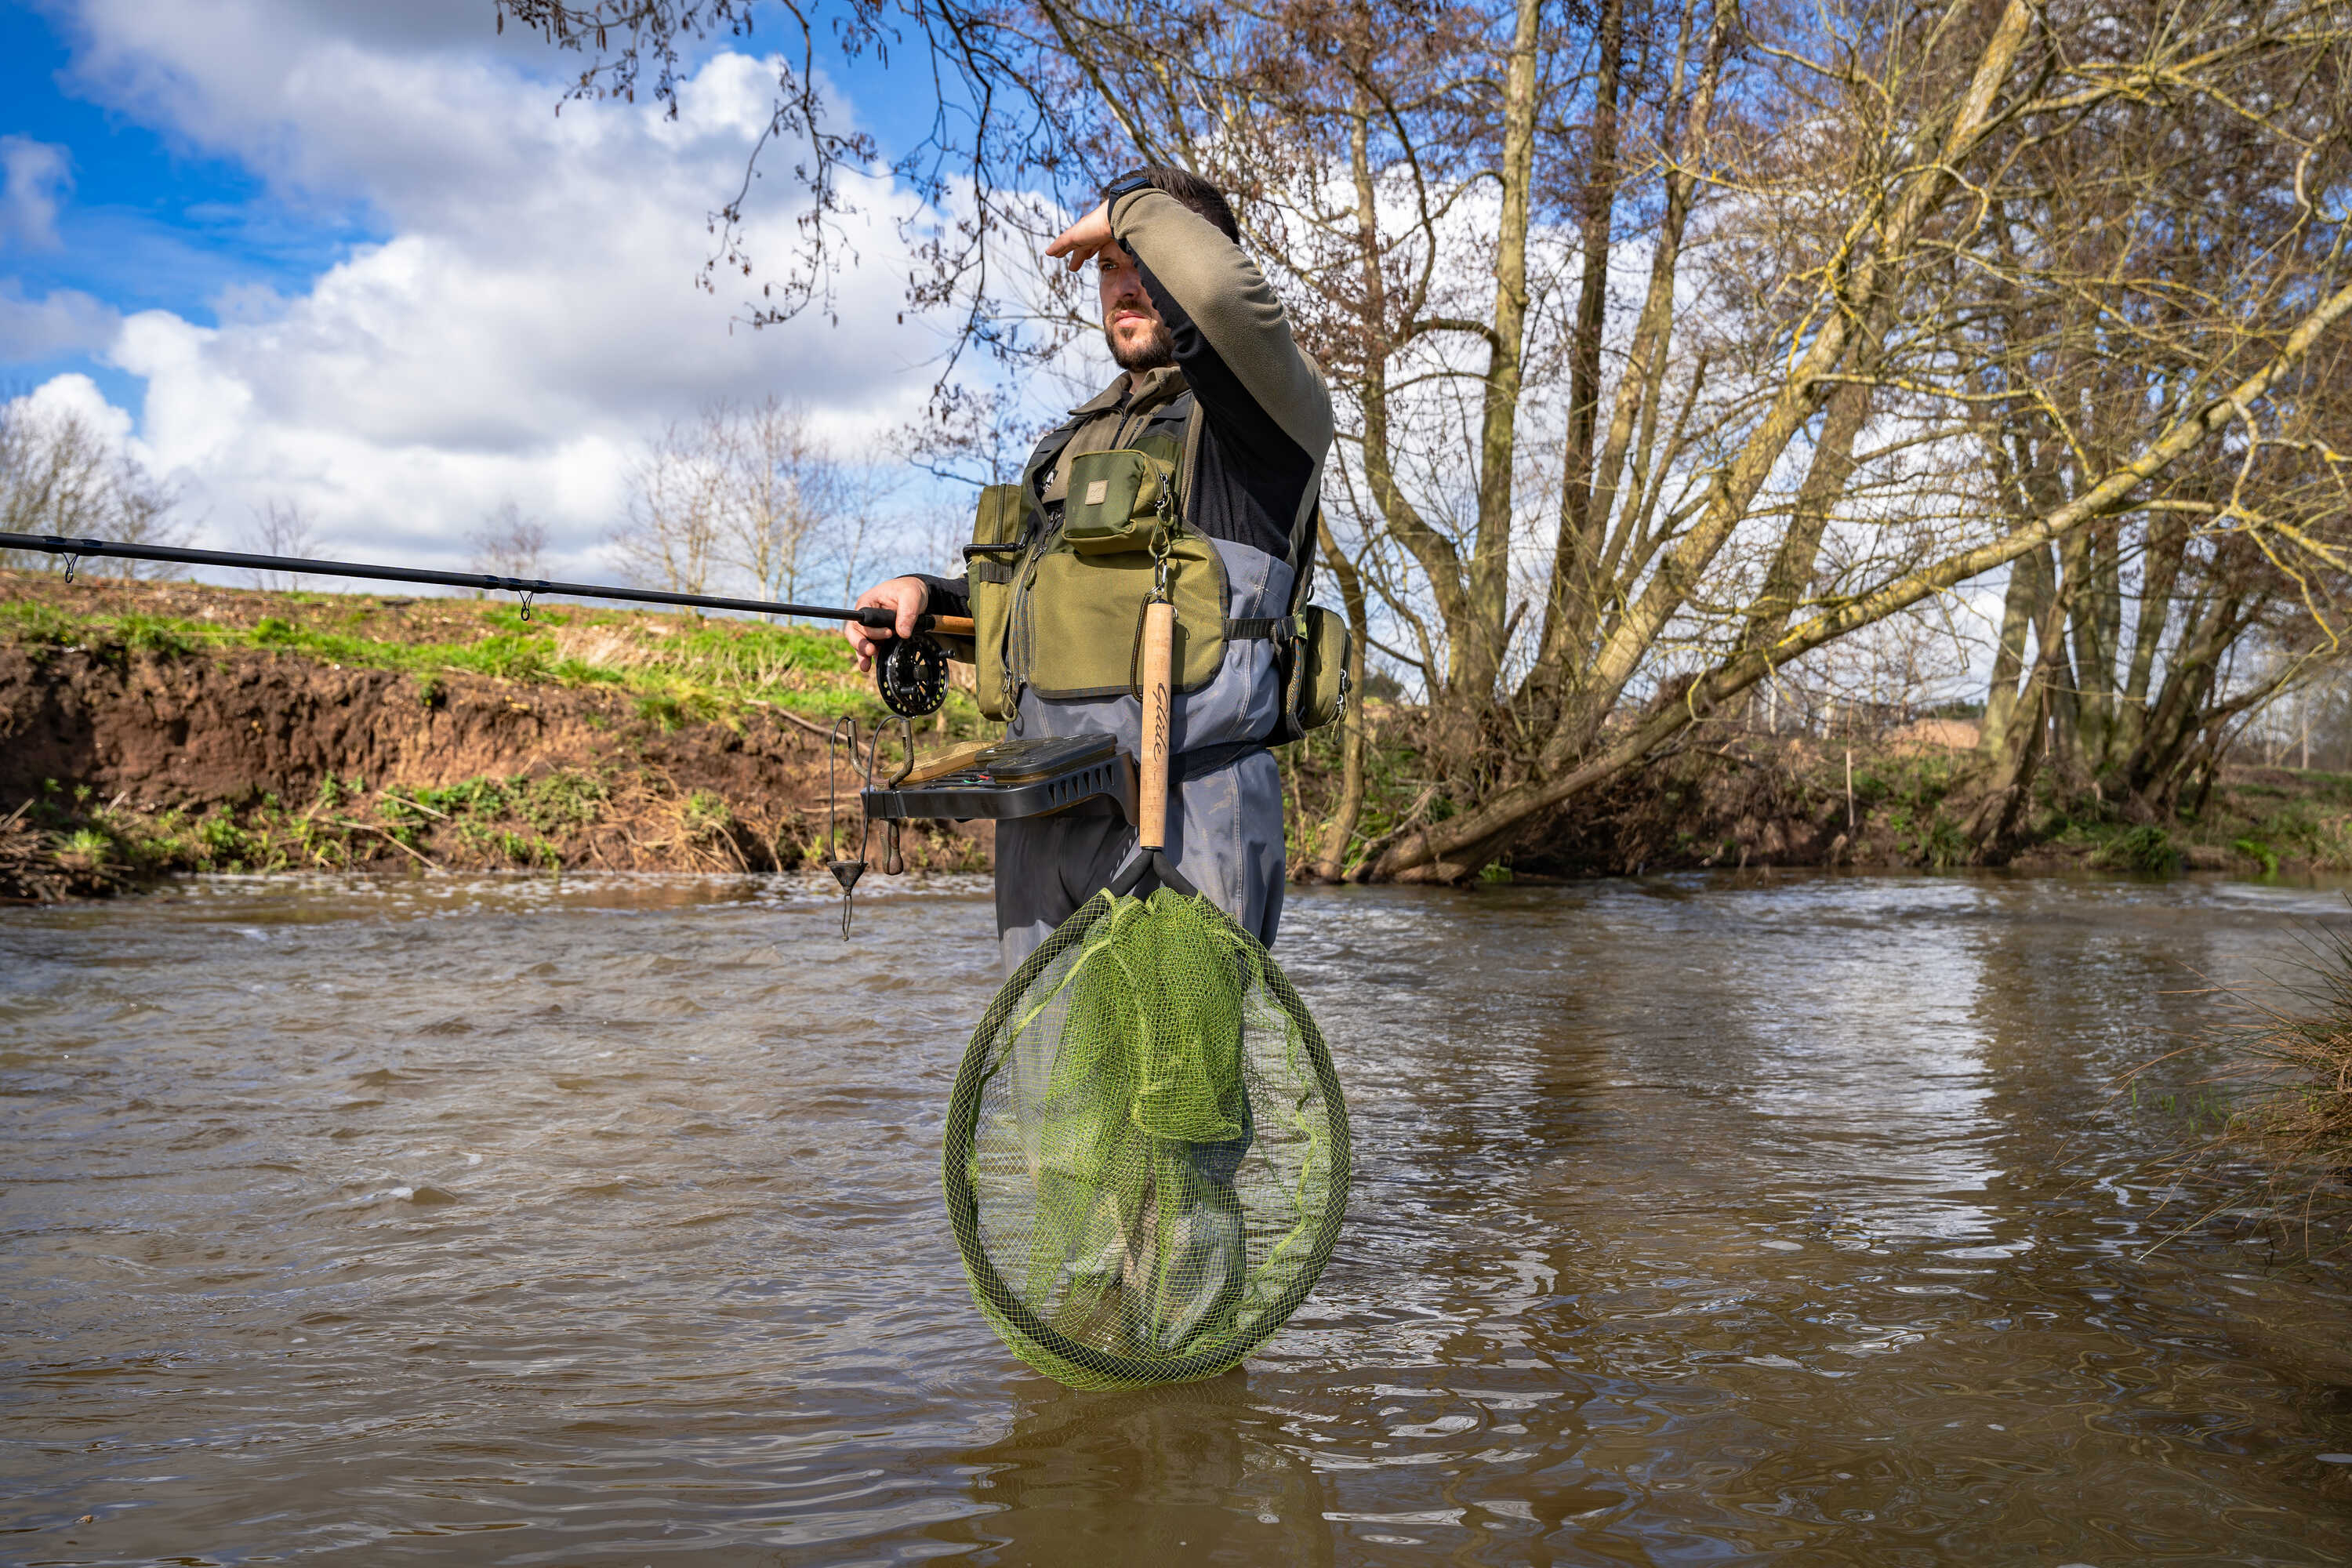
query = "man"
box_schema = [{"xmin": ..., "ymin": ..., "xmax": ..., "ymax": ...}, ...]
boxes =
[{"xmin": 848, "ymin": 166, "xmax": 1333, "ymax": 970}]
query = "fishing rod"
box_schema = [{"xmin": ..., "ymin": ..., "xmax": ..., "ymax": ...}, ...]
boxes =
[{"xmin": 0, "ymin": 530, "xmax": 973, "ymax": 717}]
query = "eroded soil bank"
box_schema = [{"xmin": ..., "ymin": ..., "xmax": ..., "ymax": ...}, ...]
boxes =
[
  {"xmin": 0, "ymin": 571, "xmax": 985, "ymax": 900},
  {"xmin": 1, "ymin": 570, "xmax": 2336, "ymax": 899}
]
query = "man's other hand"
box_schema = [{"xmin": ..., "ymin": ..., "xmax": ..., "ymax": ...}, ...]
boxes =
[
  {"xmin": 1047, "ymin": 201, "xmax": 1116, "ymax": 272},
  {"xmin": 847, "ymin": 576, "xmax": 928, "ymax": 673}
]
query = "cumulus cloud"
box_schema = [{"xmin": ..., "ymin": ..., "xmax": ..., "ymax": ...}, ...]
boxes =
[
  {"xmin": 16, "ymin": 371, "xmax": 138, "ymax": 446},
  {"xmin": 0, "ymin": 136, "xmax": 72, "ymax": 251},
  {"xmin": 24, "ymin": 1, "xmax": 958, "ymax": 582}
]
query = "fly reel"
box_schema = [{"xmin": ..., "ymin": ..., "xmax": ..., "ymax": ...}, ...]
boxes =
[{"xmin": 876, "ymin": 633, "xmax": 948, "ymax": 717}]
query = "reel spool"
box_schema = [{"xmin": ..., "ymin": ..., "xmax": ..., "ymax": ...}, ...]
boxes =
[{"xmin": 876, "ymin": 633, "xmax": 948, "ymax": 717}]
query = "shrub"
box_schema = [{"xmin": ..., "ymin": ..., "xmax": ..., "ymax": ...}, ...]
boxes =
[{"xmin": 2094, "ymin": 824, "xmax": 2180, "ymax": 874}]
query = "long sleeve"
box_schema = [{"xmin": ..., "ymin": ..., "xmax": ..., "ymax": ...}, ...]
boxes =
[
  {"xmin": 1108, "ymin": 188, "xmax": 1334, "ymax": 564},
  {"xmin": 913, "ymin": 571, "xmax": 971, "ymax": 619}
]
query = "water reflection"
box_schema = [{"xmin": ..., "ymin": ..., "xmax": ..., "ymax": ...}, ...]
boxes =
[
  {"xmin": 936, "ymin": 1375, "xmax": 1335, "ymax": 1566},
  {"xmin": 2, "ymin": 870, "xmax": 2349, "ymax": 1565}
]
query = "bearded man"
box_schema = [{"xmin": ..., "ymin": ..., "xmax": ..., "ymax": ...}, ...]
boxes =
[{"xmin": 848, "ymin": 166, "xmax": 1334, "ymax": 971}]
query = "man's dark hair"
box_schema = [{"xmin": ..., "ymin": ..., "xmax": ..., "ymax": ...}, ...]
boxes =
[{"xmin": 1138, "ymin": 166, "xmax": 1240, "ymax": 243}]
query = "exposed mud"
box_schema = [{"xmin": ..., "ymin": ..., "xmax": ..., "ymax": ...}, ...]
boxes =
[{"xmin": 0, "ymin": 633, "xmax": 985, "ymax": 899}]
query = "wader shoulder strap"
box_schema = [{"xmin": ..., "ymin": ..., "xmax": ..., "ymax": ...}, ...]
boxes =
[
  {"xmin": 1024, "ymin": 416, "xmax": 1087, "ymax": 512},
  {"xmin": 1180, "ymin": 393, "xmax": 1203, "ymax": 514},
  {"xmin": 1225, "ymin": 614, "xmax": 1303, "ymax": 641}
]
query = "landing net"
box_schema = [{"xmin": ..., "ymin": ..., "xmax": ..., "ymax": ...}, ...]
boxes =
[{"xmin": 942, "ymin": 887, "xmax": 1350, "ymax": 1389}]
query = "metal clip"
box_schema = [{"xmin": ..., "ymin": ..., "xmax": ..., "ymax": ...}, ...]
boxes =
[
  {"xmin": 825, "ymin": 717, "xmax": 875, "ymax": 939},
  {"xmin": 1149, "ymin": 532, "xmax": 1174, "ymax": 603}
]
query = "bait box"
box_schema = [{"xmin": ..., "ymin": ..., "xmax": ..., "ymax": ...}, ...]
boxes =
[{"xmin": 862, "ymin": 745, "xmax": 1136, "ymax": 824}]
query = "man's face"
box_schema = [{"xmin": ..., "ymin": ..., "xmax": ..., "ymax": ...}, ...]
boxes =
[{"xmin": 1098, "ymin": 246, "xmax": 1174, "ymax": 372}]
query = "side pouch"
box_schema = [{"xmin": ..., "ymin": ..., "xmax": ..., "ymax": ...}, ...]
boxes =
[
  {"xmin": 964, "ymin": 482, "xmax": 1026, "ymax": 720},
  {"xmin": 1269, "ymin": 606, "xmax": 1351, "ymax": 744}
]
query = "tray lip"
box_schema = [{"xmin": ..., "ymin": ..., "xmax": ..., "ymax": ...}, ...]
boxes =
[
  {"xmin": 965, "ymin": 732, "xmax": 1118, "ymax": 783},
  {"xmin": 862, "ymin": 750, "xmax": 1136, "ymax": 824}
]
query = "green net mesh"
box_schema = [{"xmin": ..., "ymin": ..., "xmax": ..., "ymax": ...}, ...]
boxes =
[{"xmin": 943, "ymin": 887, "xmax": 1351, "ymax": 1389}]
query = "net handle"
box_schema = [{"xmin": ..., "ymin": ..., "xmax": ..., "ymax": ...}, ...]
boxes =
[{"xmin": 1138, "ymin": 599, "xmax": 1175, "ymax": 851}]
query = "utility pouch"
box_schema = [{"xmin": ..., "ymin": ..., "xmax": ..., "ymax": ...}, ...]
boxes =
[
  {"xmin": 1268, "ymin": 605, "xmax": 1350, "ymax": 744},
  {"xmin": 1017, "ymin": 530, "xmax": 1229, "ymax": 699},
  {"xmin": 964, "ymin": 481, "xmax": 1027, "ymax": 720},
  {"xmin": 1062, "ymin": 449, "xmax": 1177, "ymax": 556}
]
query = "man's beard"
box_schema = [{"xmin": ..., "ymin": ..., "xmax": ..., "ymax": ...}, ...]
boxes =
[{"xmin": 1107, "ymin": 321, "xmax": 1175, "ymax": 372}]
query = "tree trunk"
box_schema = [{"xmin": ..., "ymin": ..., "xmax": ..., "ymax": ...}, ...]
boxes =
[
  {"xmin": 1312, "ymin": 519, "xmax": 1374, "ymax": 881},
  {"xmin": 1455, "ymin": 0, "xmax": 1544, "ymax": 713},
  {"xmin": 1976, "ymin": 544, "xmax": 2047, "ymax": 769}
]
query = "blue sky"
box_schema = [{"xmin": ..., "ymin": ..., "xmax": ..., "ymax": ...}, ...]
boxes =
[
  {"xmin": 0, "ymin": 0, "xmax": 1013, "ymax": 576},
  {"xmin": 2, "ymin": 4, "xmax": 372, "ymax": 408}
]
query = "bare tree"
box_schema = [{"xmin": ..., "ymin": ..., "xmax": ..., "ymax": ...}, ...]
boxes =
[
  {"xmin": 243, "ymin": 499, "xmax": 319, "ymax": 591},
  {"xmin": 713, "ymin": 395, "xmax": 881, "ymax": 613},
  {"xmin": 608, "ymin": 416, "xmax": 724, "ymax": 595},
  {"xmin": 469, "ymin": 500, "xmax": 550, "ymax": 583},
  {"xmin": 507, "ymin": 0, "xmax": 2352, "ymax": 881},
  {"xmin": 0, "ymin": 398, "xmax": 184, "ymax": 575},
  {"xmin": 610, "ymin": 397, "xmax": 893, "ymax": 612}
]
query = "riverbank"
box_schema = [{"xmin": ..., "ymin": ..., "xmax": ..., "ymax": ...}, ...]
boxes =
[
  {"xmin": 0, "ymin": 570, "xmax": 990, "ymax": 900},
  {"xmin": 0, "ymin": 569, "xmax": 2332, "ymax": 898}
]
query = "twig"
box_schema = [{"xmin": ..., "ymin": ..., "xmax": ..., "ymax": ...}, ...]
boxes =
[
  {"xmin": 379, "ymin": 793, "xmax": 450, "ymax": 821},
  {"xmin": 334, "ymin": 819, "xmax": 440, "ymax": 869},
  {"xmin": 753, "ymin": 701, "xmax": 839, "ymax": 742}
]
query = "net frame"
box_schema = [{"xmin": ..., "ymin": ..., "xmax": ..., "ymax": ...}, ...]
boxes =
[{"xmin": 942, "ymin": 887, "xmax": 1351, "ymax": 1388}]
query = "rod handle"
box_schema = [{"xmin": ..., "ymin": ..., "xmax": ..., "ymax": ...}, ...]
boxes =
[
  {"xmin": 851, "ymin": 608, "xmax": 975, "ymax": 637},
  {"xmin": 1138, "ymin": 600, "xmax": 1174, "ymax": 851}
]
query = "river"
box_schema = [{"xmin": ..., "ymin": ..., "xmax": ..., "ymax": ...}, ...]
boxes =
[{"xmin": 3, "ymin": 871, "xmax": 2349, "ymax": 1565}]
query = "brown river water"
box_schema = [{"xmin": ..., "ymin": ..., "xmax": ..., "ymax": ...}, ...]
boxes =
[{"xmin": 4, "ymin": 870, "xmax": 2350, "ymax": 1566}]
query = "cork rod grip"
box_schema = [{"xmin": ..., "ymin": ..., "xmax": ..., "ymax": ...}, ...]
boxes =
[
  {"xmin": 1138, "ymin": 600, "xmax": 1175, "ymax": 851},
  {"xmin": 924, "ymin": 615, "xmax": 975, "ymax": 637}
]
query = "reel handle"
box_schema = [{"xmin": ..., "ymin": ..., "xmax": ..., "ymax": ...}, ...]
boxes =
[{"xmin": 1138, "ymin": 600, "xmax": 1174, "ymax": 852}]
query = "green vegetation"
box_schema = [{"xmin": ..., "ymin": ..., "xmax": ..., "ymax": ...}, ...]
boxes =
[
  {"xmin": 2230, "ymin": 934, "xmax": 2352, "ymax": 1182},
  {"xmin": 11, "ymin": 767, "xmax": 621, "ymax": 878},
  {"xmin": 2089, "ymin": 823, "xmax": 2183, "ymax": 875},
  {"xmin": 2132, "ymin": 927, "xmax": 2352, "ymax": 1258},
  {"xmin": 0, "ymin": 590, "xmax": 983, "ymax": 734}
]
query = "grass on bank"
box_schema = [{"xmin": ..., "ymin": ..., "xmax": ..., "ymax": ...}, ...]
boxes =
[
  {"xmin": 2123, "ymin": 924, "xmax": 2352, "ymax": 1261},
  {"xmin": 2230, "ymin": 931, "xmax": 2352, "ymax": 1190},
  {"xmin": 0, "ymin": 591, "xmax": 989, "ymax": 734},
  {"xmin": 17, "ymin": 770, "xmax": 608, "ymax": 877},
  {"xmin": 8, "ymin": 763, "xmax": 999, "ymax": 885}
]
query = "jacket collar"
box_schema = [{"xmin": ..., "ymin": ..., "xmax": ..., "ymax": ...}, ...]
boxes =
[{"xmin": 1068, "ymin": 364, "xmax": 1189, "ymax": 419}]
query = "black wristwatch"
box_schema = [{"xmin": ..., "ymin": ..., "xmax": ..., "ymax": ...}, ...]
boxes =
[{"xmin": 1100, "ymin": 169, "xmax": 1152, "ymax": 204}]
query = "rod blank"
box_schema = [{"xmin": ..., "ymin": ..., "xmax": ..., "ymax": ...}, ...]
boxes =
[{"xmin": 0, "ymin": 532, "xmax": 917, "ymax": 629}]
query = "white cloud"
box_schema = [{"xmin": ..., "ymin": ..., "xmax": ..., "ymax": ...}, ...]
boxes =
[
  {"xmin": 0, "ymin": 136, "xmax": 72, "ymax": 251},
  {"xmin": 0, "ymin": 283, "xmax": 119, "ymax": 359},
  {"xmin": 26, "ymin": 2, "xmax": 959, "ymax": 583},
  {"xmin": 16, "ymin": 371, "xmax": 136, "ymax": 446}
]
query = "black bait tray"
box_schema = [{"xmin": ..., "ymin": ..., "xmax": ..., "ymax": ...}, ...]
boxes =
[{"xmin": 862, "ymin": 735, "xmax": 1137, "ymax": 824}]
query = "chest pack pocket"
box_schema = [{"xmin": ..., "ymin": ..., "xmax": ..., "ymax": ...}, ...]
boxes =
[
  {"xmin": 1017, "ymin": 441, "xmax": 1227, "ymax": 701},
  {"xmin": 962, "ymin": 399, "xmax": 1348, "ymax": 730}
]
